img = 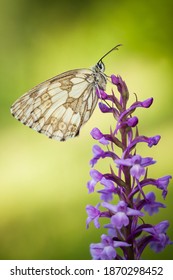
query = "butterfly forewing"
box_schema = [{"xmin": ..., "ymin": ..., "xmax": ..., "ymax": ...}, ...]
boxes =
[{"xmin": 11, "ymin": 67, "xmax": 106, "ymax": 141}]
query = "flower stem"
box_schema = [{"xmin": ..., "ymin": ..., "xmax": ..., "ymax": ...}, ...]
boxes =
[{"xmin": 121, "ymin": 127, "xmax": 135, "ymax": 259}]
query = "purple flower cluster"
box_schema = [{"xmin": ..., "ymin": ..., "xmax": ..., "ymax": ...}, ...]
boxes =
[{"xmin": 86, "ymin": 75, "xmax": 172, "ymax": 260}]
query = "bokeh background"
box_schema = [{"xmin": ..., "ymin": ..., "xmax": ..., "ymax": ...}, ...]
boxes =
[{"xmin": 0, "ymin": 0, "xmax": 173, "ymax": 260}]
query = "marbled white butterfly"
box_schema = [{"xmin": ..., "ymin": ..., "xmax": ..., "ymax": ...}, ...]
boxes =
[{"xmin": 10, "ymin": 45, "xmax": 121, "ymax": 141}]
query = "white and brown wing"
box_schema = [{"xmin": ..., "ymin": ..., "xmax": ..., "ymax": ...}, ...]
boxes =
[{"xmin": 10, "ymin": 69, "xmax": 100, "ymax": 141}]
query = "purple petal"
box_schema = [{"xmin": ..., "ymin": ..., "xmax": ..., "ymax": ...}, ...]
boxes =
[
  {"xmin": 90, "ymin": 169, "xmax": 103, "ymax": 181},
  {"xmin": 143, "ymin": 221, "xmax": 172, "ymax": 253},
  {"xmin": 86, "ymin": 204, "xmax": 101, "ymax": 228},
  {"xmin": 127, "ymin": 116, "xmax": 138, "ymax": 127},
  {"xmin": 126, "ymin": 207, "xmax": 144, "ymax": 217},
  {"xmin": 90, "ymin": 158, "xmax": 98, "ymax": 167},
  {"xmin": 93, "ymin": 217, "xmax": 100, "ymax": 229},
  {"xmin": 140, "ymin": 157, "xmax": 156, "ymax": 167},
  {"xmin": 154, "ymin": 221, "xmax": 170, "ymax": 233},
  {"xmin": 141, "ymin": 98, "xmax": 153, "ymax": 108},
  {"xmin": 113, "ymin": 241, "xmax": 131, "ymax": 248},
  {"xmin": 100, "ymin": 177, "xmax": 115, "ymax": 188},
  {"xmin": 115, "ymin": 158, "xmax": 133, "ymax": 167},
  {"xmin": 131, "ymin": 155, "xmax": 142, "ymax": 164},
  {"xmin": 111, "ymin": 74, "xmax": 119, "ymax": 85},
  {"xmin": 87, "ymin": 179, "xmax": 96, "ymax": 193},
  {"xmin": 90, "ymin": 128, "xmax": 103, "ymax": 140},
  {"xmin": 86, "ymin": 204, "xmax": 100, "ymax": 218},
  {"xmin": 148, "ymin": 135, "xmax": 161, "ymax": 147},
  {"xmin": 150, "ymin": 234, "xmax": 171, "ymax": 253},
  {"xmin": 92, "ymin": 145, "xmax": 104, "ymax": 156},
  {"xmin": 99, "ymin": 178, "xmax": 117, "ymax": 201},
  {"xmin": 90, "ymin": 243, "xmax": 104, "ymax": 259},
  {"xmin": 102, "ymin": 246, "xmax": 116, "ymax": 260},
  {"xmin": 101, "ymin": 234, "xmax": 113, "ymax": 246},
  {"xmin": 104, "ymin": 223, "xmax": 118, "ymax": 237},
  {"xmin": 99, "ymin": 137, "xmax": 109, "ymax": 145},
  {"xmin": 96, "ymin": 88, "xmax": 108, "ymax": 99},
  {"xmin": 111, "ymin": 75, "xmax": 129, "ymax": 98},
  {"xmin": 111, "ymin": 212, "xmax": 129, "ymax": 229},
  {"xmin": 130, "ymin": 164, "xmax": 145, "ymax": 180},
  {"xmin": 144, "ymin": 192, "xmax": 165, "ymax": 216},
  {"xmin": 99, "ymin": 102, "xmax": 113, "ymax": 113},
  {"xmin": 156, "ymin": 175, "xmax": 172, "ymax": 199},
  {"xmin": 116, "ymin": 200, "xmax": 127, "ymax": 212},
  {"xmin": 102, "ymin": 201, "xmax": 117, "ymax": 212}
]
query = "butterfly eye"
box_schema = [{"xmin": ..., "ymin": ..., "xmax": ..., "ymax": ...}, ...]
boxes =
[{"xmin": 97, "ymin": 61, "xmax": 105, "ymax": 72}]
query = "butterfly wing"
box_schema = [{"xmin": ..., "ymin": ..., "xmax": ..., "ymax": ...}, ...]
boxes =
[{"xmin": 10, "ymin": 69, "xmax": 99, "ymax": 141}]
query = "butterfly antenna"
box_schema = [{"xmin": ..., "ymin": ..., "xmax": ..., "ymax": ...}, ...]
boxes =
[{"xmin": 98, "ymin": 44, "xmax": 122, "ymax": 63}]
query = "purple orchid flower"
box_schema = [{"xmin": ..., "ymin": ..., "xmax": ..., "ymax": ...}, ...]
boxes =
[
  {"xmin": 90, "ymin": 234, "xmax": 131, "ymax": 260},
  {"xmin": 115, "ymin": 154, "xmax": 156, "ymax": 180},
  {"xmin": 102, "ymin": 200, "xmax": 144, "ymax": 230},
  {"xmin": 86, "ymin": 74, "xmax": 172, "ymax": 259}
]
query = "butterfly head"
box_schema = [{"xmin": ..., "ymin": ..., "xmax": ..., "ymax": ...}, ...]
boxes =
[{"xmin": 95, "ymin": 60, "xmax": 105, "ymax": 73}]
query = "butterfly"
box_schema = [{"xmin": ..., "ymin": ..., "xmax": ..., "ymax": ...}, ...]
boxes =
[{"xmin": 10, "ymin": 45, "xmax": 121, "ymax": 141}]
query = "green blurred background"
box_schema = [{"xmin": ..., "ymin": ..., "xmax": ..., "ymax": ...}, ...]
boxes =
[{"xmin": 0, "ymin": 0, "xmax": 173, "ymax": 260}]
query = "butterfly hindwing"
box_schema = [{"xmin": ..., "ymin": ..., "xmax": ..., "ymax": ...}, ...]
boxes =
[{"xmin": 10, "ymin": 68, "xmax": 102, "ymax": 141}]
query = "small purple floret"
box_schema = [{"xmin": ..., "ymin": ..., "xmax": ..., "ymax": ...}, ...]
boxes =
[
  {"xmin": 90, "ymin": 234, "xmax": 130, "ymax": 260},
  {"xmin": 144, "ymin": 192, "xmax": 165, "ymax": 215},
  {"xmin": 115, "ymin": 155, "xmax": 156, "ymax": 180},
  {"xmin": 86, "ymin": 204, "xmax": 101, "ymax": 229}
]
